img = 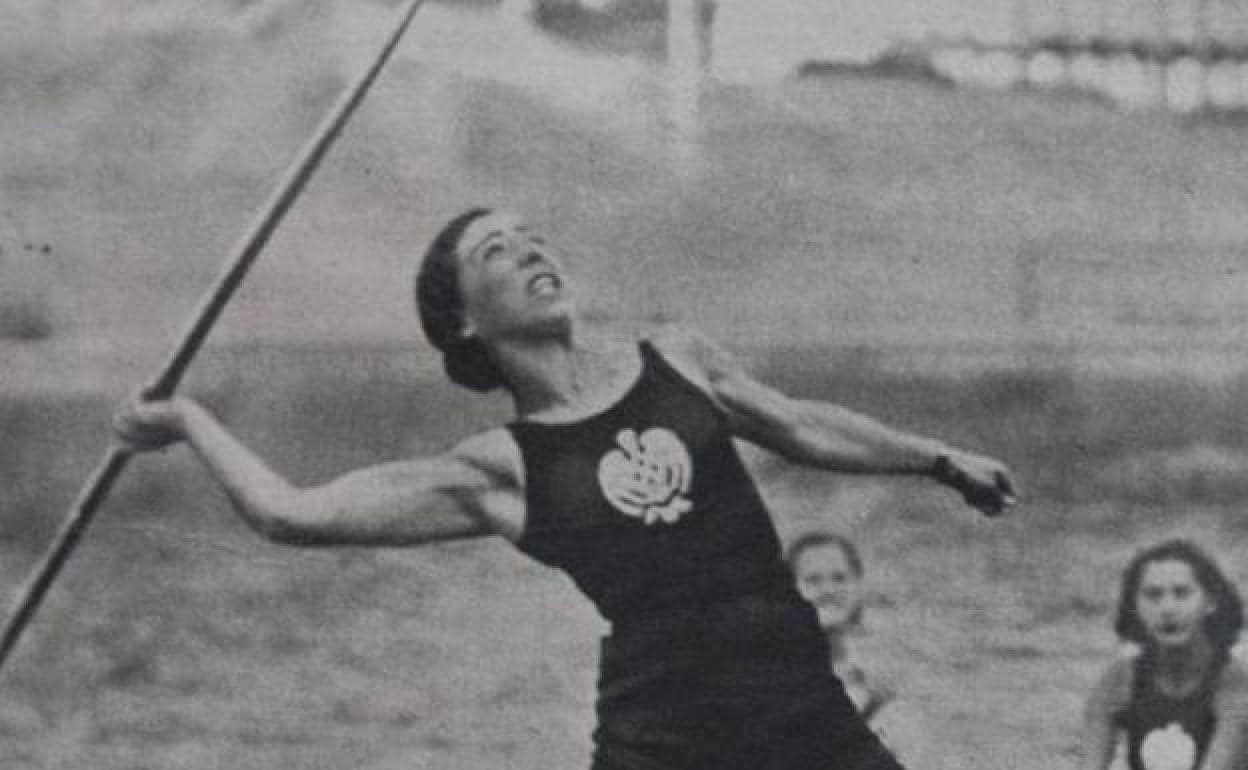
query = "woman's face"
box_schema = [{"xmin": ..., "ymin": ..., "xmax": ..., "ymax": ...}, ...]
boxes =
[
  {"xmin": 453, "ymin": 211, "xmax": 574, "ymax": 342},
  {"xmin": 794, "ymin": 543, "xmax": 863, "ymax": 632},
  {"xmin": 1135, "ymin": 559, "xmax": 1215, "ymax": 650}
]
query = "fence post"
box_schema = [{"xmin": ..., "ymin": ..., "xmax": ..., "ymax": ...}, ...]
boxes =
[
  {"xmin": 666, "ymin": 0, "xmax": 706, "ymax": 176},
  {"xmin": 1154, "ymin": 0, "xmax": 1170, "ymax": 107},
  {"xmin": 1193, "ymin": 0, "xmax": 1211, "ymax": 109}
]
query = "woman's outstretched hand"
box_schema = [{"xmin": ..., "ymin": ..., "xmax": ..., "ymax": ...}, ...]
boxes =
[
  {"xmin": 113, "ymin": 392, "xmax": 191, "ymax": 452},
  {"xmin": 930, "ymin": 451, "xmax": 1018, "ymax": 517}
]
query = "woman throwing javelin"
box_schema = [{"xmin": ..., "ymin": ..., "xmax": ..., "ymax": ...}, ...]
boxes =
[
  {"xmin": 115, "ymin": 207, "xmax": 1017, "ymax": 770},
  {"xmin": 1081, "ymin": 539, "xmax": 1248, "ymax": 770}
]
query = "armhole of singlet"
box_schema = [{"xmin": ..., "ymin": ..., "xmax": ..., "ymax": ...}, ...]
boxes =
[
  {"xmin": 500, "ymin": 423, "xmax": 538, "ymax": 547},
  {"xmin": 450, "ymin": 425, "xmax": 531, "ymax": 545},
  {"xmin": 1130, "ymin": 653, "xmax": 1146, "ymax": 699},
  {"xmin": 491, "ymin": 424, "xmax": 527, "ymax": 490}
]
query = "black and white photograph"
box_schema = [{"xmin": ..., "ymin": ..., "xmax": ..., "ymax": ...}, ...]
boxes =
[{"xmin": 3, "ymin": 1, "xmax": 1248, "ymax": 768}]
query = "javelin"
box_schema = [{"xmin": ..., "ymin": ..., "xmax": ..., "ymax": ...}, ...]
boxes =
[{"xmin": 0, "ymin": 0, "xmax": 428, "ymax": 675}]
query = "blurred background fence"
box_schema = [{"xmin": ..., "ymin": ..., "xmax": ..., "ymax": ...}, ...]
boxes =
[{"xmin": 520, "ymin": 0, "xmax": 1248, "ymax": 110}]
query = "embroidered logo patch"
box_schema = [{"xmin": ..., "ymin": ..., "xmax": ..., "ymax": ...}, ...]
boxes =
[{"xmin": 597, "ymin": 427, "xmax": 693, "ymax": 525}]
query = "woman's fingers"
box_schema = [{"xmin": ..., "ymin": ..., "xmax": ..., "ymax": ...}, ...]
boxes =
[
  {"xmin": 938, "ymin": 452, "xmax": 1019, "ymax": 517},
  {"xmin": 112, "ymin": 394, "xmax": 187, "ymax": 451},
  {"xmin": 971, "ymin": 466, "xmax": 1018, "ymax": 516},
  {"xmin": 995, "ymin": 468, "xmax": 1019, "ymax": 507}
]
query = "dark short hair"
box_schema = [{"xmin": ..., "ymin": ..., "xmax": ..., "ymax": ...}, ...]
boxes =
[
  {"xmin": 787, "ymin": 532, "xmax": 864, "ymax": 578},
  {"xmin": 1114, "ymin": 539, "xmax": 1244, "ymax": 656},
  {"xmin": 414, "ymin": 208, "xmax": 504, "ymax": 392}
]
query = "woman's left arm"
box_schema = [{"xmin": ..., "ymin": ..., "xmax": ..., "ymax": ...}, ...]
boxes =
[
  {"xmin": 654, "ymin": 326, "xmax": 1018, "ymax": 516},
  {"xmin": 1198, "ymin": 667, "xmax": 1248, "ymax": 770}
]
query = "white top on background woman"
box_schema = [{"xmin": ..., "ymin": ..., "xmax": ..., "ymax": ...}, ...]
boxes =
[{"xmin": 1081, "ymin": 539, "xmax": 1248, "ymax": 770}]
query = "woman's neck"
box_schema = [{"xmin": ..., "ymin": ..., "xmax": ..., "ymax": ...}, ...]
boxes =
[
  {"xmin": 493, "ymin": 329, "xmax": 635, "ymax": 419},
  {"xmin": 1150, "ymin": 634, "xmax": 1217, "ymax": 697},
  {"xmin": 824, "ymin": 628, "xmax": 848, "ymax": 664}
]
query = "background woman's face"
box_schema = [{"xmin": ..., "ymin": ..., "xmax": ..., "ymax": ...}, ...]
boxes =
[
  {"xmin": 1135, "ymin": 559, "xmax": 1215, "ymax": 650},
  {"xmin": 454, "ymin": 211, "xmax": 573, "ymax": 341},
  {"xmin": 795, "ymin": 543, "xmax": 863, "ymax": 632}
]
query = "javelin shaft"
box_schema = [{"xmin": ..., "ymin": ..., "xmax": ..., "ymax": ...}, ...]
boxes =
[
  {"xmin": 0, "ymin": 0, "xmax": 428, "ymax": 674},
  {"xmin": 149, "ymin": 0, "xmax": 427, "ymax": 398}
]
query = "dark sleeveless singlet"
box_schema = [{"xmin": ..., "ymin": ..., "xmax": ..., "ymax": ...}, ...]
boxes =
[
  {"xmin": 506, "ymin": 341, "xmax": 902, "ymax": 770},
  {"xmin": 1115, "ymin": 654, "xmax": 1222, "ymax": 770}
]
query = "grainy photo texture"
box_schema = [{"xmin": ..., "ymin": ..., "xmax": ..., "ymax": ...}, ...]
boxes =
[{"xmin": 3, "ymin": 1, "xmax": 1248, "ymax": 769}]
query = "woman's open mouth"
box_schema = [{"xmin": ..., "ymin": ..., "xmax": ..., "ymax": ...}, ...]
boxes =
[
  {"xmin": 527, "ymin": 272, "xmax": 562, "ymax": 296},
  {"xmin": 1155, "ymin": 621, "xmax": 1187, "ymax": 639}
]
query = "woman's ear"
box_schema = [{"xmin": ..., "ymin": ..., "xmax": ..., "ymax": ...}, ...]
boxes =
[{"xmin": 455, "ymin": 300, "xmax": 477, "ymax": 341}]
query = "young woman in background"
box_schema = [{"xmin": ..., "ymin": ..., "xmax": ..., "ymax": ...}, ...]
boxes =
[
  {"xmin": 789, "ymin": 531, "xmax": 895, "ymax": 721},
  {"xmin": 1081, "ymin": 539, "xmax": 1248, "ymax": 770}
]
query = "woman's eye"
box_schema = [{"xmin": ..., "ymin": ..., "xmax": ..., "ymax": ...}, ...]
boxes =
[{"xmin": 483, "ymin": 244, "xmax": 504, "ymax": 260}]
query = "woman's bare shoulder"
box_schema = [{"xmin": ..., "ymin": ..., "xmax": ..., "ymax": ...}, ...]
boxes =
[
  {"xmin": 445, "ymin": 428, "xmax": 529, "ymax": 541},
  {"xmin": 450, "ymin": 427, "xmax": 526, "ymax": 488},
  {"xmin": 1088, "ymin": 652, "xmax": 1137, "ymax": 714},
  {"xmin": 1216, "ymin": 656, "xmax": 1248, "ymax": 706}
]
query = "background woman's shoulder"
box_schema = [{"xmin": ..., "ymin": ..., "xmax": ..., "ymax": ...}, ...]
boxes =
[
  {"xmin": 1088, "ymin": 650, "xmax": 1139, "ymax": 716},
  {"xmin": 1216, "ymin": 655, "xmax": 1248, "ymax": 710}
]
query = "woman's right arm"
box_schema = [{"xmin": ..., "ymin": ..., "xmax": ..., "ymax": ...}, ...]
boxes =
[
  {"xmin": 114, "ymin": 396, "xmax": 524, "ymax": 547},
  {"xmin": 1079, "ymin": 659, "xmax": 1131, "ymax": 770}
]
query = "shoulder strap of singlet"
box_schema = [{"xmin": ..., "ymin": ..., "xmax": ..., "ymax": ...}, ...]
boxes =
[
  {"xmin": 638, "ymin": 337, "xmax": 717, "ymax": 401},
  {"xmin": 1130, "ymin": 652, "xmax": 1148, "ymax": 700},
  {"xmin": 637, "ymin": 338, "xmax": 662, "ymax": 368},
  {"xmin": 1109, "ymin": 654, "xmax": 1144, "ymax": 726}
]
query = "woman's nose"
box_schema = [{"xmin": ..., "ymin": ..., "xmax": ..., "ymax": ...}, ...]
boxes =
[
  {"xmin": 1157, "ymin": 595, "xmax": 1181, "ymax": 614},
  {"xmin": 519, "ymin": 250, "xmax": 541, "ymax": 267}
]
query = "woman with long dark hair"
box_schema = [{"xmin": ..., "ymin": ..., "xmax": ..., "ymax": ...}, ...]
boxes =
[
  {"xmin": 115, "ymin": 208, "xmax": 1017, "ymax": 770},
  {"xmin": 1081, "ymin": 539, "xmax": 1248, "ymax": 770}
]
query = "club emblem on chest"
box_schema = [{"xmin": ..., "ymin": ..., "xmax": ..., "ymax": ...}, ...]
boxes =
[
  {"xmin": 1140, "ymin": 722, "xmax": 1197, "ymax": 770},
  {"xmin": 597, "ymin": 427, "xmax": 693, "ymax": 525}
]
